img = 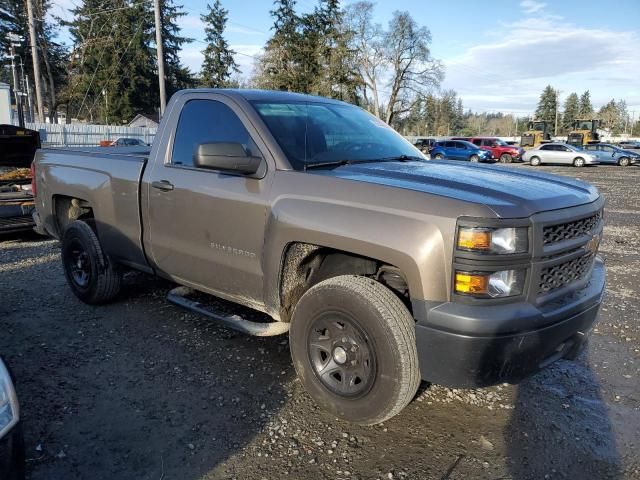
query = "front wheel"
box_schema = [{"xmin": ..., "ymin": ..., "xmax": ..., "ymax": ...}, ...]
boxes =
[
  {"xmin": 469, "ymin": 154, "xmax": 479, "ymax": 162},
  {"xmin": 434, "ymin": 153, "xmax": 444, "ymax": 160},
  {"xmin": 500, "ymin": 153, "xmax": 512, "ymax": 163},
  {"xmin": 530, "ymin": 156, "xmax": 541, "ymax": 166},
  {"xmin": 573, "ymin": 157, "xmax": 585, "ymax": 167},
  {"xmin": 289, "ymin": 275, "xmax": 421, "ymax": 425},
  {"xmin": 618, "ymin": 157, "xmax": 630, "ymax": 167},
  {"xmin": 61, "ymin": 220, "xmax": 122, "ymax": 304}
]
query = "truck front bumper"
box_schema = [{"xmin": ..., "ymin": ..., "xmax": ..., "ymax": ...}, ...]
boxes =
[{"xmin": 413, "ymin": 257, "xmax": 605, "ymax": 388}]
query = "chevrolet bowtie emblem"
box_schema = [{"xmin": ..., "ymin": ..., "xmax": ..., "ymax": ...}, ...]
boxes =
[{"xmin": 585, "ymin": 234, "xmax": 600, "ymax": 255}]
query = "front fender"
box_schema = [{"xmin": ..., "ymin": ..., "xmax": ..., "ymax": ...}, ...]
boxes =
[{"xmin": 262, "ymin": 195, "xmax": 451, "ymax": 314}]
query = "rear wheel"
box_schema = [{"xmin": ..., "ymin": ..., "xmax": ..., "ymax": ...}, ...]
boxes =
[
  {"xmin": 573, "ymin": 157, "xmax": 585, "ymax": 167},
  {"xmin": 618, "ymin": 157, "xmax": 630, "ymax": 167},
  {"xmin": 289, "ymin": 275, "xmax": 421, "ymax": 425},
  {"xmin": 469, "ymin": 154, "xmax": 479, "ymax": 163},
  {"xmin": 530, "ymin": 156, "xmax": 541, "ymax": 166},
  {"xmin": 434, "ymin": 153, "xmax": 444, "ymax": 160},
  {"xmin": 61, "ymin": 220, "xmax": 122, "ymax": 304},
  {"xmin": 500, "ymin": 153, "xmax": 512, "ymax": 163}
]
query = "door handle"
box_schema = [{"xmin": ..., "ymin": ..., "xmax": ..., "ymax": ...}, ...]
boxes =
[{"xmin": 151, "ymin": 180, "xmax": 174, "ymax": 192}]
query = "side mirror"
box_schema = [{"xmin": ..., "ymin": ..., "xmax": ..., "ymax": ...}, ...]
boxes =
[{"xmin": 193, "ymin": 142, "xmax": 262, "ymax": 175}]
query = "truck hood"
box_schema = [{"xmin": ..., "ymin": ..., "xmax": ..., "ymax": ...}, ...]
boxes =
[{"xmin": 309, "ymin": 160, "xmax": 600, "ymax": 218}]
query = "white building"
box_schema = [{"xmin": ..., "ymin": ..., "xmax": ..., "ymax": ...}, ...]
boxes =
[{"xmin": 0, "ymin": 83, "xmax": 12, "ymax": 125}]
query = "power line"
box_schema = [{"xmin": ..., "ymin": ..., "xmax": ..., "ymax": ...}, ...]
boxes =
[
  {"xmin": 74, "ymin": 22, "xmax": 119, "ymax": 119},
  {"xmin": 85, "ymin": 18, "xmax": 146, "ymax": 120}
]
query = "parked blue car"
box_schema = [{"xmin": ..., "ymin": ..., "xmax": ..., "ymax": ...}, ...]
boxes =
[
  {"xmin": 429, "ymin": 140, "xmax": 493, "ymax": 162},
  {"xmin": 582, "ymin": 143, "xmax": 640, "ymax": 166}
]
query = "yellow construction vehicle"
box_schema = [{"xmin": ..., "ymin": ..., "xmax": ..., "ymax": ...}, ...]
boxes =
[
  {"xmin": 567, "ymin": 119, "xmax": 600, "ymax": 146},
  {"xmin": 520, "ymin": 120, "xmax": 552, "ymax": 149}
]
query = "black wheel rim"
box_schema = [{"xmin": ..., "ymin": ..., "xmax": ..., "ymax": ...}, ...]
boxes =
[
  {"xmin": 65, "ymin": 238, "xmax": 91, "ymax": 288},
  {"xmin": 307, "ymin": 313, "xmax": 376, "ymax": 398}
]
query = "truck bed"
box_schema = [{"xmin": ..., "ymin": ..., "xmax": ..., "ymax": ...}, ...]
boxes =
[{"xmin": 34, "ymin": 146, "xmax": 150, "ymax": 269}]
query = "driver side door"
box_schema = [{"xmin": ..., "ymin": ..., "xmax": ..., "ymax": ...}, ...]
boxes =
[{"xmin": 144, "ymin": 94, "xmax": 274, "ymax": 306}]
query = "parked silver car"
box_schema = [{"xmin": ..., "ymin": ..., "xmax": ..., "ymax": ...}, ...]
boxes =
[{"xmin": 523, "ymin": 143, "xmax": 599, "ymax": 167}]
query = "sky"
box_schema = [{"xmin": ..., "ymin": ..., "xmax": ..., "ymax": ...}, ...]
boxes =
[{"xmin": 50, "ymin": 0, "xmax": 640, "ymax": 116}]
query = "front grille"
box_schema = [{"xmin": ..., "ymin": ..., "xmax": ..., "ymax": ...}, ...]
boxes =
[
  {"xmin": 521, "ymin": 134, "xmax": 534, "ymax": 147},
  {"xmin": 539, "ymin": 253, "xmax": 594, "ymax": 294},
  {"xmin": 543, "ymin": 212, "xmax": 601, "ymax": 245}
]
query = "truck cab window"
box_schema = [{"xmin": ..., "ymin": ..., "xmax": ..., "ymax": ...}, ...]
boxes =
[{"xmin": 171, "ymin": 99, "xmax": 258, "ymax": 167}]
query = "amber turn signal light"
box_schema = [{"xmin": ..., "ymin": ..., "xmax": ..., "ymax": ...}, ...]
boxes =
[
  {"xmin": 457, "ymin": 228, "xmax": 491, "ymax": 251},
  {"xmin": 455, "ymin": 272, "xmax": 489, "ymax": 295}
]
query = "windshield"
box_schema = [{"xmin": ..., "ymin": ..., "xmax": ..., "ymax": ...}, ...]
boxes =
[
  {"xmin": 251, "ymin": 101, "xmax": 422, "ymax": 169},
  {"xmin": 492, "ymin": 139, "xmax": 508, "ymax": 146},
  {"xmin": 530, "ymin": 122, "xmax": 546, "ymax": 131},
  {"xmin": 575, "ymin": 121, "xmax": 594, "ymax": 130}
]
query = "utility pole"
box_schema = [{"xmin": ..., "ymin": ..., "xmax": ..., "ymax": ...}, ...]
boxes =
[
  {"xmin": 17, "ymin": 55, "xmax": 30, "ymax": 123},
  {"xmin": 102, "ymin": 89, "xmax": 108, "ymax": 125},
  {"xmin": 554, "ymin": 89, "xmax": 562, "ymax": 137},
  {"xmin": 153, "ymin": 0, "xmax": 167, "ymax": 115},
  {"xmin": 8, "ymin": 42, "xmax": 25, "ymax": 127},
  {"xmin": 25, "ymin": 75, "xmax": 34, "ymax": 123},
  {"xmin": 26, "ymin": 0, "xmax": 45, "ymax": 122}
]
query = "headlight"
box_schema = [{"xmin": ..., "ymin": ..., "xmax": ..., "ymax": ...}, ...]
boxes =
[
  {"xmin": 457, "ymin": 226, "xmax": 528, "ymax": 254},
  {"xmin": 0, "ymin": 359, "xmax": 19, "ymax": 439},
  {"xmin": 455, "ymin": 269, "xmax": 526, "ymax": 298}
]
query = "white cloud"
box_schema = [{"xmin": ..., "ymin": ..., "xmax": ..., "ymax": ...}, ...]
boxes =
[
  {"xmin": 520, "ymin": 0, "xmax": 546, "ymax": 15},
  {"xmin": 177, "ymin": 15, "xmax": 266, "ymax": 36},
  {"xmin": 441, "ymin": 16, "xmax": 640, "ymax": 113},
  {"xmin": 49, "ymin": 0, "xmax": 76, "ymax": 22},
  {"xmin": 181, "ymin": 44, "xmax": 263, "ymax": 77},
  {"xmin": 177, "ymin": 15, "xmax": 204, "ymax": 31}
]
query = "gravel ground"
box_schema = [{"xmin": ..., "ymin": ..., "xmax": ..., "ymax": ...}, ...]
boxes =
[{"xmin": 1, "ymin": 164, "xmax": 639, "ymax": 480}]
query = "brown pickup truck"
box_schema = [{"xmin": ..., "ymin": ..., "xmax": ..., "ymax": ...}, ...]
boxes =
[{"xmin": 33, "ymin": 89, "xmax": 605, "ymax": 424}]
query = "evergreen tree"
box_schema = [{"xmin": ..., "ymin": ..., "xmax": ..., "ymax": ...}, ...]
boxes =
[
  {"xmin": 64, "ymin": 0, "xmax": 157, "ymax": 123},
  {"xmin": 158, "ymin": 0, "xmax": 195, "ymax": 95},
  {"xmin": 200, "ymin": 0, "xmax": 239, "ymax": 88},
  {"xmin": 534, "ymin": 85, "xmax": 557, "ymax": 125},
  {"xmin": 305, "ymin": 0, "xmax": 360, "ymax": 100},
  {"xmin": 561, "ymin": 92, "xmax": 579, "ymax": 133},
  {"xmin": 0, "ymin": 0, "xmax": 67, "ymax": 120},
  {"xmin": 255, "ymin": 0, "xmax": 301, "ymax": 91},
  {"xmin": 578, "ymin": 90, "xmax": 593, "ymax": 118}
]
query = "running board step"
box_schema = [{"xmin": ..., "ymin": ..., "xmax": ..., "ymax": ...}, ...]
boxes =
[{"xmin": 167, "ymin": 286, "xmax": 290, "ymax": 337}]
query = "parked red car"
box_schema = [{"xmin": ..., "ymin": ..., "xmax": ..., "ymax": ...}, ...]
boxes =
[{"xmin": 452, "ymin": 137, "xmax": 524, "ymax": 163}]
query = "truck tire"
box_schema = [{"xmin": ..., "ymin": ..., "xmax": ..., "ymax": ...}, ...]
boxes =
[
  {"xmin": 573, "ymin": 157, "xmax": 585, "ymax": 167},
  {"xmin": 618, "ymin": 157, "xmax": 630, "ymax": 167},
  {"xmin": 500, "ymin": 153, "xmax": 512, "ymax": 163},
  {"xmin": 289, "ymin": 275, "xmax": 421, "ymax": 425},
  {"xmin": 530, "ymin": 156, "xmax": 541, "ymax": 166},
  {"xmin": 61, "ymin": 220, "xmax": 121, "ymax": 304}
]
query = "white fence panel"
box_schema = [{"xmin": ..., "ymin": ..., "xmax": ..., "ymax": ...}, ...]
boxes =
[{"xmin": 26, "ymin": 122, "xmax": 156, "ymax": 147}]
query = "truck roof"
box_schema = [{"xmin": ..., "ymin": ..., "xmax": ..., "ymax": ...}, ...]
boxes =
[{"xmin": 174, "ymin": 88, "xmax": 346, "ymax": 105}]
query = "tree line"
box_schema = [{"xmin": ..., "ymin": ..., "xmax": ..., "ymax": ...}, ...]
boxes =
[{"xmin": 533, "ymin": 85, "xmax": 637, "ymax": 136}]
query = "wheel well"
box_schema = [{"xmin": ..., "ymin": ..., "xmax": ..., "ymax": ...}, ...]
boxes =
[
  {"xmin": 53, "ymin": 195, "xmax": 94, "ymax": 236},
  {"xmin": 278, "ymin": 242, "xmax": 410, "ymax": 322}
]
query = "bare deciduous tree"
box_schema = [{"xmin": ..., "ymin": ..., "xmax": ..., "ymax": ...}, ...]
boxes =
[
  {"xmin": 383, "ymin": 11, "xmax": 443, "ymax": 125},
  {"xmin": 345, "ymin": 3, "xmax": 443, "ymax": 125}
]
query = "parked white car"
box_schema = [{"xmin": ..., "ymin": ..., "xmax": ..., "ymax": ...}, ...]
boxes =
[{"xmin": 523, "ymin": 143, "xmax": 599, "ymax": 167}]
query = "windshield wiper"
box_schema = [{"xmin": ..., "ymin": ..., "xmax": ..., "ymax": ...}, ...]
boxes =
[
  {"xmin": 304, "ymin": 154, "xmax": 424, "ymax": 170},
  {"xmin": 304, "ymin": 159, "xmax": 353, "ymax": 170},
  {"xmin": 374, "ymin": 154, "xmax": 425, "ymax": 162}
]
